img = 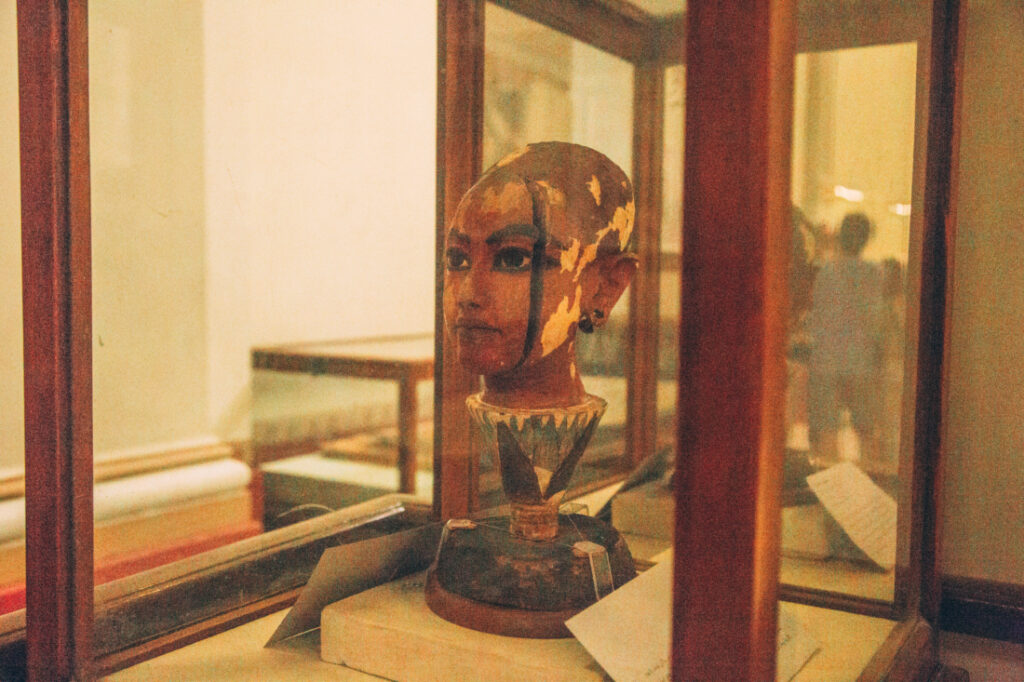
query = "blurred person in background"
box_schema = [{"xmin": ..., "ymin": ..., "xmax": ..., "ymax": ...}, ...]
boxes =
[{"xmin": 807, "ymin": 213, "xmax": 884, "ymax": 469}]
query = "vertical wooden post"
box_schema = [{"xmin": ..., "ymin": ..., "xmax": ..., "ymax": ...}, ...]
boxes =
[
  {"xmin": 626, "ymin": 61, "xmax": 665, "ymax": 467},
  {"xmin": 673, "ymin": 1, "xmax": 793, "ymax": 679},
  {"xmin": 18, "ymin": 0, "xmax": 94, "ymax": 679},
  {"xmin": 435, "ymin": 0, "xmax": 485, "ymax": 520},
  {"xmin": 915, "ymin": 0, "xmax": 963, "ymax": 625}
]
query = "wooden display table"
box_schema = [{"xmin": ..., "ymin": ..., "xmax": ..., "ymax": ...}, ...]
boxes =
[{"xmin": 253, "ymin": 335, "xmax": 434, "ymax": 493}]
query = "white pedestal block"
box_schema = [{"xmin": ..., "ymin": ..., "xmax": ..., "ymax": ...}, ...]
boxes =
[{"xmin": 321, "ymin": 572, "xmax": 608, "ymax": 682}]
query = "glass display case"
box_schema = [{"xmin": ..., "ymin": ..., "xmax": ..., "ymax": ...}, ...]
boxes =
[
  {"xmin": 436, "ymin": 0, "xmax": 955, "ymax": 678},
  {"xmin": 251, "ymin": 336, "xmax": 435, "ymax": 528},
  {"xmin": 8, "ymin": 0, "xmax": 973, "ymax": 679}
]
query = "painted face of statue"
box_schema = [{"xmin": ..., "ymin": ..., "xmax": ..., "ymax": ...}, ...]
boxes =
[{"xmin": 443, "ymin": 142, "xmax": 637, "ymax": 408}]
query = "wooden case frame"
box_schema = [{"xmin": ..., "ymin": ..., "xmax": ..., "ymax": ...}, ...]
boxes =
[
  {"xmin": 435, "ymin": 0, "xmax": 961, "ymax": 678},
  {"xmin": 11, "ymin": 0, "xmax": 969, "ymax": 678}
]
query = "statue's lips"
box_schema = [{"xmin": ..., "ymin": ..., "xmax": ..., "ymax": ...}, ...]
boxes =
[{"xmin": 454, "ymin": 322, "xmax": 500, "ymax": 343}]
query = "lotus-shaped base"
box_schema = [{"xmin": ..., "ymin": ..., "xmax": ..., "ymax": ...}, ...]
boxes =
[
  {"xmin": 424, "ymin": 392, "xmax": 635, "ymax": 638},
  {"xmin": 467, "ymin": 393, "xmax": 606, "ymax": 540}
]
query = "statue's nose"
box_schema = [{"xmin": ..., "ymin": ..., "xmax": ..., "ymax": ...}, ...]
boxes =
[{"xmin": 457, "ymin": 266, "xmax": 491, "ymax": 309}]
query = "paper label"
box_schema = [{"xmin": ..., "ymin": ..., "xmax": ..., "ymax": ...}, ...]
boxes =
[
  {"xmin": 566, "ymin": 559, "xmax": 673, "ymax": 682},
  {"xmin": 266, "ymin": 523, "xmax": 440, "ymax": 646},
  {"xmin": 807, "ymin": 462, "xmax": 897, "ymax": 570},
  {"xmin": 566, "ymin": 556, "xmax": 819, "ymax": 681}
]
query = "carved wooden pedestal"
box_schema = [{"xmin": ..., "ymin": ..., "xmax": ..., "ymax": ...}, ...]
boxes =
[
  {"xmin": 425, "ymin": 514, "xmax": 635, "ymax": 638},
  {"xmin": 426, "ymin": 393, "xmax": 635, "ymax": 638}
]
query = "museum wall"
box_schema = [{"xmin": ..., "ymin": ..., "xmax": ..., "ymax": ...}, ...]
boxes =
[
  {"xmin": 941, "ymin": 0, "xmax": 1024, "ymax": 584},
  {"xmin": 0, "ymin": 2, "xmax": 438, "ymax": 470},
  {"xmin": 829, "ymin": 43, "xmax": 916, "ymax": 263},
  {"xmin": 200, "ymin": 1, "xmax": 437, "ymax": 443},
  {"xmin": 88, "ymin": 0, "xmax": 211, "ymax": 457},
  {"xmin": 790, "ymin": 43, "xmax": 917, "ymax": 264},
  {"xmin": 0, "ymin": 0, "xmax": 22, "ymax": 475},
  {"xmin": 568, "ymin": 40, "xmax": 634, "ymax": 185}
]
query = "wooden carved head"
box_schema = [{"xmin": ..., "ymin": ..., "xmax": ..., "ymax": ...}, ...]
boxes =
[{"xmin": 443, "ymin": 142, "xmax": 637, "ymax": 408}]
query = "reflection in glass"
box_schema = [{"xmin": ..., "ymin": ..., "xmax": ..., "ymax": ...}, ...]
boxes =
[
  {"xmin": 0, "ymin": 0, "xmax": 26, "ymax": 615},
  {"xmin": 483, "ymin": 4, "xmax": 633, "ymax": 173},
  {"xmin": 782, "ymin": 42, "xmax": 917, "ymax": 603},
  {"xmin": 482, "ymin": 3, "xmax": 635, "ymax": 506}
]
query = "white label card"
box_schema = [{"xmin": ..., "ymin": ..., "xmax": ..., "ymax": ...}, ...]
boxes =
[
  {"xmin": 565, "ymin": 556, "xmax": 819, "ymax": 681},
  {"xmin": 566, "ymin": 559, "xmax": 673, "ymax": 682},
  {"xmin": 806, "ymin": 461, "xmax": 897, "ymax": 570}
]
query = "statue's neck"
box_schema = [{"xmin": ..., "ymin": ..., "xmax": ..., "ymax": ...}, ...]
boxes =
[{"xmin": 481, "ymin": 343, "xmax": 584, "ymax": 409}]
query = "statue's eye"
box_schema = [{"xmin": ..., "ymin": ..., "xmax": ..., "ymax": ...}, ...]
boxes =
[
  {"xmin": 445, "ymin": 248, "xmax": 470, "ymax": 271},
  {"xmin": 493, "ymin": 247, "xmax": 532, "ymax": 272}
]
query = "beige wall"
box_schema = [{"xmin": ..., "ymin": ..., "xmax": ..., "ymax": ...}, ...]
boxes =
[
  {"xmin": 201, "ymin": 1, "xmax": 437, "ymax": 443},
  {"xmin": 1, "ymin": 0, "xmax": 23, "ymax": 474},
  {"xmin": 832, "ymin": 43, "xmax": 916, "ymax": 263},
  {"xmin": 569, "ymin": 40, "xmax": 634, "ymax": 183},
  {"xmin": 941, "ymin": 0, "xmax": 1024, "ymax": 584},
  {"xmin": 792, "ymin": 43, "xmax": 917, "ymax": 264},
  {"xmin": 89, "ymin": 1, "xmax": 211, "ymax": 456},
  {"xmin": 482, "ymin": 3, "xmax": 633, "ymax": 174},
  {"xmin": 0, "ymin": 1, "xmax": 438, "ymax": 470}
]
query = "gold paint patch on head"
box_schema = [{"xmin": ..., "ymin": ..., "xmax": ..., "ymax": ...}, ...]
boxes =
[
  {"xmin": 587, "ymin": 175, "xmax": 602, "ymax": 205},
  {"xmin": 572, "ymin": 199, "xmax": 635, "ymax": 280},
  {"xmin": 575, "ymin": 242, "xmax": 600, "ymax": 281},
  {"xmin": 560, "ymin": 238, "xmax": 581, "ymax": 273},
  {"xmin": 540, "ymin": 285, "xmax": 582, "ymax": 356},
  {"xmin": 479, "ymin": 181, "xmax": 526, "ymax": 213},
  {"xmin": 535, "ymin": 180, "xmax": 566, "ymax": 207},
  {"xmin": 610, "ymin": 200, "xmax": 636, "ymax": 251},
  {"xmin": 547, "ymin": 489, "xmax": 566, "ymax": 506}
]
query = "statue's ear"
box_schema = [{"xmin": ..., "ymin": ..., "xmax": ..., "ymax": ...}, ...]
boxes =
[{"xmin": 588, "ymin": 254, "xmax": 638, "ymax": 327}]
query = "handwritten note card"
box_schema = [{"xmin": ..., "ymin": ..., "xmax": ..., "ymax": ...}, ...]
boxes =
[
  {"xmin": 566, "ymin": 555, "xmax": 820, "ymax": 681},
  {"xmin": 566, "ymin": 559, "xmax": 673, "ymax": 682},
  {"xmin": 807, "ymin": 462, "xmax": 897, "ymax": 570}
]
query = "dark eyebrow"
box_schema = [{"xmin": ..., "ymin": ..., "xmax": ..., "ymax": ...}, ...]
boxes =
[
  {"xmin": 485, "ymin": 223, "xmax": 565, "ymax": 250},
  {"xmin": 446, "ymin": 228, "xmax": 469, "ymax": 244}
]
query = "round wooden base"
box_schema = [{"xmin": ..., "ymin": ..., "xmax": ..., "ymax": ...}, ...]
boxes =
[
  {"xmin": 425, "ymin": 571, "xmax": 577, "ymax": 639},
  {"xmin": 424, "ymin": 514, "xmax": 635, "ymax": 639}
]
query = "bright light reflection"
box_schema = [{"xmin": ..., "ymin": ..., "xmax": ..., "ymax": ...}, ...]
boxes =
[{"xmin": 834, "ymin": 185, "xmax": 865, "ymax": 202}]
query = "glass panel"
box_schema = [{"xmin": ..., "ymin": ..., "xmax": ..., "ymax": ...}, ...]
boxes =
[
  {"xmin": 483, "ymin": 4, "xmax": 634, "ymax": 172},
  {"xmin": 782, "ymin": 41, "xmax": 919, "ymax": 605},
  {"xmin": 658, "ymin": 62, "xmax": 683, "ymax": 468},
  {"xmin": 480, "ymin": 3, "xmax": 635, "ymax": 507},
  {"xmin": 87, "ymin": 0, "xmax": 437, "ymax": 599},
  {"xmin": 605, "ymin": 62, "xmax": 684, "ymax": 564},
  {"xmin": 0, "ymin": 0, "xmax": 25, "ymax": 617},
  {"xmin": 775, "ymin": 2, "xmax": 936, "ymax": 676}
]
